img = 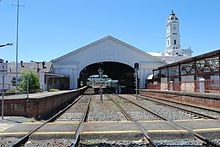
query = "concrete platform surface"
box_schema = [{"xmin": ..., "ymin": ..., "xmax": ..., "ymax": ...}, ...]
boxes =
[
  {"xmin": 0, "ymin": 116, "xmax": 34, "ymax": 131},
  {"xmin": 3, "ymin": 90, "xmax": 75, "ymax": 100},
  {"xmin": 0, "ymin": 119, "xmax": 219, "ymax": 139}
]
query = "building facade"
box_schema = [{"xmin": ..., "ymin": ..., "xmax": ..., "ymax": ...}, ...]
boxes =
[
  {"xmin": 148, "ymin": 49, "xmax": 220, "ymax": 93},
  {"xmin": 0, "ymin": 61, "xmax": 69, "ymax": 91}
]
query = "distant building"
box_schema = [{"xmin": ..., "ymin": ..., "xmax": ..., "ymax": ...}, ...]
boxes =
[
  {"xmin": 148, "ymin": 10, "xmax": 193, "ymax": 63},
  {"xmin": 0, "ymin": 61, "xmax": 69, "ymax": 91},
  {"xmin": 165, "ymin": 10, "xmax": 193, "ymax": 56}
]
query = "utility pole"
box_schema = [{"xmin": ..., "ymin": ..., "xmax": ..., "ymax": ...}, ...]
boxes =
[{"xmin": 15, "ymin": 0, "xmax": 21, "ymax": 89}]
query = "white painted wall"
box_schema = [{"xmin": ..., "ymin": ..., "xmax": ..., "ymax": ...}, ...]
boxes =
[{"xmin": 52, "ymin": 36, "xmax": 165, "ymax": 89}]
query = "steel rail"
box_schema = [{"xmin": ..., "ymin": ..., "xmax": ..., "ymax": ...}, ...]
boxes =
[
  {"xmin": 104, "ymin": 93, "xmax": 159, "ymax": 147},
  {"xmin": 11, "ymin": 89, "xmax": 88, "ymax": 147},
  {"xmin": 139, "ymin": 94, "xmax": 220, "ymax": 114},
  {"xmin": 137, "ymin": 95, "xmax": 217, "ymax": 120},
  {"xmin": 115, "ymin": 93, "xmax": 220, "ymax": 147},
  {"xmin": 71, "ymin": 95, "xmax": 91, "ymax": 147}
]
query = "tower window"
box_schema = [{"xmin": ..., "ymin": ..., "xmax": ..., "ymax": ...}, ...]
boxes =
[
  {"xmin": 174, "ymin": 40, "xmax": 176, "ymax": 45},
  {"xmin": 167, "ymin": 40, "xmax": 169, "ymax": 45}
]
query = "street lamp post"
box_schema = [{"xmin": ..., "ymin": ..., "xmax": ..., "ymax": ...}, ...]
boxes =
[
  {"xmin": 0, "ymin": 60, "xmax": 8, "ymax": 119},
  {"xmin": 0, "ymin": 43, "xmax": 12, "ymax": 119},
  {"xmin": 0, "ymin": 43, "xmax": 13, "ymax": 48}
]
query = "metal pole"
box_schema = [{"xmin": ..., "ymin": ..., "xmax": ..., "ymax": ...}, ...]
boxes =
[
  {"xmin": 15, "ymin": 0, "xmax": 20, "ymax": 90},
  {"xmin": 2, "ymin": 74, "xmax": 5, "ymax": 119},
  {"xmin": 135, "ymin": 69, "xmax": 138, "ymax": 100},
  {"xmin": 98, "ymin": 68, "xmax": 103, "ymax": 102},
  {"xmin": 27, "ymin": 74, "xmax": 29, "ymax": 99}
]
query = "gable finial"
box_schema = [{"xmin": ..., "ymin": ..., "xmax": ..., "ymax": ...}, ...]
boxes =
[{"xmin": 172, "ymin": 10, "xmax": 174, "ymax": 14}]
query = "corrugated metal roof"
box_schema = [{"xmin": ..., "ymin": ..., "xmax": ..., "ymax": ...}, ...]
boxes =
[{"xmin": 155, "ymin": 49, "xmax": 220, "ymax": 70}]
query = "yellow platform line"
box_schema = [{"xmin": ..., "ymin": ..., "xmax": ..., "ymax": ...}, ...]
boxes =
[
  {"xmin": 140, "ymin": 120, "xmax": 166, "ymax": 123},
  {"xmin": 175, "ymin": 119, "xmax": 215, "ymax": 122},
  {"xmin": 22, "ymin": 121, "xmax": 80, "ymax": 125},
  {"xmin": 22, "ymin": 119, "xmax": 217, "ymax": 125},
  {"xmin": 82, "ymin": 130, "xmax": 140, "ymax": 134},
  {"xmin": 87, "ymin": 121, "xmax": 132, "ymax": 123},
  {"xmin": 0, "ymin": 132, "xmax": 29, "ymax": 135},
  {"xmin": 1, "ymin": 128, "xmax": 220, "ymax": 135},
  {"xmin": 34, "ymin": 132, "xmax": 75, "ymax": 135},
  {"xmin": 194, "ymin": 128, "xmax": 220, "ymax": 132}
]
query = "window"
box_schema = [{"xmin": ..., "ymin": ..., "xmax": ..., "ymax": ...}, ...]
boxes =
[
  {"xmin": 167, "ymin": 40, "xmax": 169, "ymax": 45},
  {"xmin": 174, "ymin": 40, "xmax": 176, "ymax": 45}
]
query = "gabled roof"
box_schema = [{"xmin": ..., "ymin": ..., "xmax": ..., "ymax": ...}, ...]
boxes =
[{"xmin": 51, "ymin": 36, "xmax": 165, "ymax": 63}]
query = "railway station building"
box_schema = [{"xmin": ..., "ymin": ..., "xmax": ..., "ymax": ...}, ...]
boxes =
[
  {"xmin": 147, "ymin": 49, "xmax": 220, "ymax": 93},
  {"xmin": 0, "ymin": 11, "xmax": 196, "ymax": 93}
]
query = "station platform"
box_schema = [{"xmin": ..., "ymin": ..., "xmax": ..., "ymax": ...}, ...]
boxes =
[
  {"xmin": 0, "ymin": 119, "xmax": 220, "ymax": 140},
  {"xmin": 0, "ymin": 87, "xmax": 87, "ymax": 118}
]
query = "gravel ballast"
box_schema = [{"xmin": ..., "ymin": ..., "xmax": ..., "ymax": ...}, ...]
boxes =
[
  {"xmin": 139, "ymin": 95, "xmax": 220, "ymax": 119},
  {"xmin": 56, "ymin": 95, "xmax": 90, "ymax": 121},
  {"xmin": 120, "ymin": 94, "xmax": 198, "ymax": 120}
]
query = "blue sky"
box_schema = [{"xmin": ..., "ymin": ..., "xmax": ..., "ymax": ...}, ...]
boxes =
[{"xmin": 0, "ymin": 0, "xmax": 220, "ymax": 62}]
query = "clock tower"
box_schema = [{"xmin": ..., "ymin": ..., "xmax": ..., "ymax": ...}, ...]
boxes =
[{"xmin": 166, "ymin": 10, "xmax": 182, "ymax": 56}]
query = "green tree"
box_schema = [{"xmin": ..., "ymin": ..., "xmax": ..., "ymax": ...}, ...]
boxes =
[{"xmin": 19, "ymin": 70, "xmax": 40, "ymax": 93}]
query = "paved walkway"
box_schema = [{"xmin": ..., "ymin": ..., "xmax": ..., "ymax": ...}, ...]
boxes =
[
  {"xmin": 2, "ymin": 90, "xmax": 73, "ymax": 100},
  {"xmin": 0, "ymin": 116, "xmax": 34, "ymax": 132}
]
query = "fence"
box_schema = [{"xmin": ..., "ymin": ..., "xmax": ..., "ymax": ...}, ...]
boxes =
[{"xmin": 147, "ymin": 79, "xmax": 220, "ymax": 93}]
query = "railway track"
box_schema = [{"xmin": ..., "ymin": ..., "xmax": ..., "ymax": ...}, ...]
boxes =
[
  {"xmin": 134, "ymin": 95, "xmax": 217, "ymax": 120},
  {"xmin": 138, "ymin": 94, "xmax": 220, "ymax": 119},
  {"xmin": 11, "ymin": 88, "xmax": 92, "ymax": 147},
  {"xmin": 116, "ymin": 94, "xmax": 220, "ymax": 146},
  {"xmin": 71, "ymin": 94, "xmax": 91, "ymax": 147},
  {"xmin": 105, "ymin": 93, "xmax": 158, "ymax": 147},
  {"xmin": 104, "ymin": 89, "xmax": 220, "ymax": 146},
  {"xmin": 2, "ymin": 88, "xmax": 219, "ymax": 146}
]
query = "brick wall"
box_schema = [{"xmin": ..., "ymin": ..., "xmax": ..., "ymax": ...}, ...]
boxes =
[
  {"xmin": 0, "ymin": 87, "xmax": 87, "ymax": 119},
  {"xmin": 140, "ymin": 90, "xmax": 220, "ymax": 110}
]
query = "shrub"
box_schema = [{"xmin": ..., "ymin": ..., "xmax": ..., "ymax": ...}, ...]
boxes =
[{"xmin": 19, "ymin": 70, "xmax": 40, "ymax": 93}]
